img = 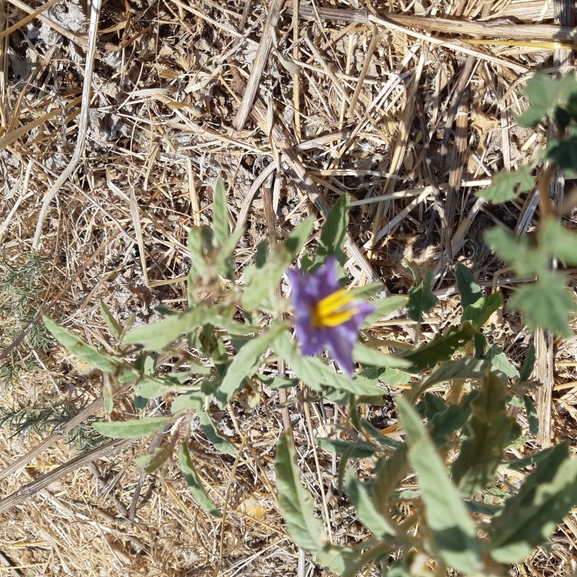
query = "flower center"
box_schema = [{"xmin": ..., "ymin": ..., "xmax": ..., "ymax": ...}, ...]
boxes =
[{"xmin": 311, "ymin": 288, "xmax": 358, "ymax": 328}]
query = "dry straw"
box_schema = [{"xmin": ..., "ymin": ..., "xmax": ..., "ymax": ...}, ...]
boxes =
[{"xmin": 0, "ymin": 0, "xmax": 575, "ymax": 574}]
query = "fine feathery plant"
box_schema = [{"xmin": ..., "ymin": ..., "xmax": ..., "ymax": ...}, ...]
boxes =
[
  {"xmin": 43, "ymin": 72, "xmax": 577, "ymax": 576},
  {"xmin": 0, "ymin": 253, "xmax": 52, "ymax": 385}
]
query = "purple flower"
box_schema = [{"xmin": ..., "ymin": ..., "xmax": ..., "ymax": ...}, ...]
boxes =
[{"xmin": 287, "ymin": 257, "xmax": 375, "ymax": 376}]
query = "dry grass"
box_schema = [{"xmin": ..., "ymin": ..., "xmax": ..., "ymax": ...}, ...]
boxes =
[{"xmin": 0, "ymin": 0, "xmax": 576, "ymax": 575}]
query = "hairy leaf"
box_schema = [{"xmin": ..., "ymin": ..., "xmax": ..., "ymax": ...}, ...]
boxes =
[
  {"xmin": 200, "ymin": 411, "xmax": 238, "ymax": 456},
  {"xmin": 345, "ymin": 469, "xmax": 396, "ymax": 538},
  {"xmin": 212, "ymin": 178, "xmax": 229, "ymax": 248},
  {"xmin": 397, "ymin": 396, "xmax": 483, "ymax": 573},
  {"xmin": 178, "ymin": 443, "xmax": 222, "ymax": 517},
  {"xmin": 93, "ymin": 416, "xmax": 169, "ymax": 439},
  {"xmin": 216, "ymin": 321, "xmax": 288, "ymax": 407},
  {"xmin": 413, "ymin": 358, "xmax": 491, "ymax": 400},
  {"xmin": 99, "ymin": 301, "xmax": 123, "ymax": 340},
  {"xmin": 123, "ymin": 306, "xmax": 210, "ymax": 350},
  {"xmin": 275, "ymin": 434, "xmax": 325, "ymax": 551},
  {"xmin": 406, "ymin": 268, "xmax": 437, "ymax": 325},
  {"xmin": 44, "ymin": 317, "xmax": 122, "ymax": 373},
  {"xmin": 316, "ymin": 193, "xmax": 349, "ymax": 264},
  {"xmin": 273, "ymin": 332, "xmax": 384, "ymax": 396},
  {"xmin": 352, "ymin": 343, "xmax": 411, "ymax": 369}
]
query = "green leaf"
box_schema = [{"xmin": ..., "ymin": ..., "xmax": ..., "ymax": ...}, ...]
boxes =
[
  {"xmin": 451, "ymin": 372, "xmax": 514, "ymax": 495},
  {"xmin": 412, "ymin": 358, "xmax": 491, "ymax": 401},
  {"xmin": 484, "ymin": 345, "xmax": 520, "ymax": 379},
  {"xmin": 99, "ymin": 301, "xmax": 123, "ymax": 340},
  {"xmin": 476, "ymin": 166, "xmax": 534, "ymax": 204},
  {"xmin": 523, "ymin": 394, "xmax": 539, "ymax": 436},
  {"xmin": 123, "ymin": 306, "xmax": 211, "ymax": 350},
  {"xmin": 200, "ymin": 411, "xmax": 238, "ymax": 456},
  {"xmin": 364, "ymin": 295, "xmax": 408, "ymax": 326},
  {"xmin": 216, "ymin": 321, "xmax": 288, "ymax": 407},
  {"xmin": 187, "ymin": 226, "xmax": 209, "ymax": 285},
  {"xmin": 93, "ymin": 416, "xmax": 169, "ymax": 439},
  {"xmin": 275, "ymin": 434, "xmax": 326, "ymax": 551},
  {"xmin": 462, "ymin": 292, "xmax": 503, "ymax": 331},
  {"xmin": 502, "ymin": 446, "xmax": 556, "ymax": 470},
  {"xmin": 455, "ymin": 263, "xmax": 482, "ymax": 309},
  {"xmin": 352, "ymin": 343, "xmax": 412, "ymax": 369},
  {"xmin": 406, "ymin": 269, "xmax": 438, "ymax": 324},
  {"xmin": 519, "ymin": 345, "xmax": 535, "ymax": 382},
  {"xmin": 316, "ymin": 438, "xmax": 379, "ymax": 459},
  {"xmin": 43, "ymin": 317, "xmax": 122, "ymax": 373},
  {"xmin": 490, "ymin": 443, "xmax": 577, "ymax": 563},
  {"xmin": 400, "ymin": 323, "xmax": 477, "ymax": 373},
  {"xmin": 178, "ymin": 443, "xmax": 222, "ymax": 517},
  {"xmin": 484, "ymin": 227, "xmax": 545, "ymax": 277},
  {"xmin": 429, "ymin": 398, "xmax": 473, "ymax": 448},
  {"xmin": 509, "ymin": 275, "xmax": 576, "ymax": 337},
  {"xmin": 372, "ymin": 447, "xmax": 409, "ymax": 505},
  {"xmin": 258, "ymin": 375, "xmax": 300, "ymax": 389},
  {"xmin": 273, "ymin": 332, "xmax": 384, "ymax": 396},
  {"xmin": 516, "ymin": 72, "xmax": 577, "ymax": 127},
  {"xmin": 242, "ymin": 217, "xmax": 314, "ymax": 310},
  {"xmin": 345, "ymin": 469, "xmax": 396, "ymax": 538},
  {"xmin": 134, "ymin": 375, "xmax": 185, "ymax": 399},
  {"xmin": 377, "ymin": 367, "xmax": 411, "ymax": 387},
  {"xmin": 539, "ymin": 217, "xmax": 577, "ymax": 266},
  {"xmin": 216, "ymin": 226, "xmax": 245, "ymax": 280},
  {"xmin": 212, "ymin": 178, "xmax": 229, "ymax": 248},
  {"xmin": 359, "ymin": 419, "xmax": 400, "ymax": 449},
  {"xmin": 546, "ymin": 132, "xmax": 577, "ymax": 174},
  {"xmin": 171, "ymin": 390, "xmax": 204, "ymax": 413},
  {"xmin": 316, "ymin": 194, "xmax": 349, "ymax": 265},
  {"xmin": 396, "ymin": 396, "xmax": 483, "ymax": 573}
]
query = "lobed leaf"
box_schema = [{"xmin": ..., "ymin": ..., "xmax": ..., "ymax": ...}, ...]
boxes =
[
  {"xmin": 451, "ymin": 372, "xmax": 514, "ymax": 495},
  {"xmin": 401, "ymin": 323, "xmax": 477, "ymax": 373},
  {"xmin": 509, "ymin": 275, "xmax": 576, "ymax": 338},
  {"xmin": 476, "ymin": 167, "xmax": 534, "ymax": 204}
]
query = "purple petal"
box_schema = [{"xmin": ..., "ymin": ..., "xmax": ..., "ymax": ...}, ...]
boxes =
[{"xmin": 287, "ymin": 258, "xmax": 375, "ymax": 376}]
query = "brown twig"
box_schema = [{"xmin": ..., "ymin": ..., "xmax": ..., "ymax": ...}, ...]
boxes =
[
  {"xmin": 233, "ymin": 0, "xmax": 284, "ymax": 131},
  {"xmin": 0, "ymin": 438, "xmax": 134, "ymax": 515}
]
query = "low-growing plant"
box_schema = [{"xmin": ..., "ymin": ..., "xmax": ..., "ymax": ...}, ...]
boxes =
[
  {"xmin": 0, "ymin": 253, "xmax": 52, "ymax": 385},
  {"xmin": 42, "ymin": 72, "xmax": 577, "ymax": 576}
]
